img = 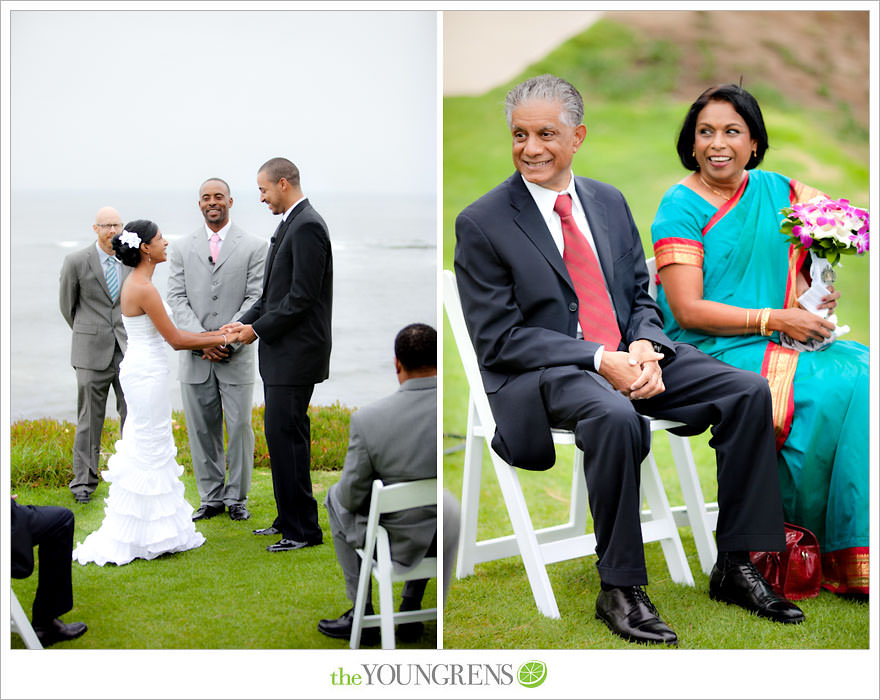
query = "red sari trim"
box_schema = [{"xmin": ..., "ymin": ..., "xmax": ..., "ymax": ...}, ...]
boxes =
[
  {"xmin": 653, "ymin": 237, "xmax": 704, "ymax": 270},
  {"xmin": 821, "ymin": 547, "xmax": 869, "ymax": 596},
  {"xmin": 701, "ymin": 171, "xmax": 749, "ymax": 236}
]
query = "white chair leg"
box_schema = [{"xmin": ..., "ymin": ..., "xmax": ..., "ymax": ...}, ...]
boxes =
[
  {"xmin": 668, "ymin": 433, "xmax": 718, "ymax": 574},
  {"xmin": 349, "ymin": 550, "xmax": 374, "ymax": 649},
  {"xmin": 457, "ymin": 400, "xmax": 483, "ymax": 578},
  {"xmin": 490, "ymin": 452, "xmax": 561, "ymax": 619},
  {"xmin": 640, "ymin": 452, "xmax": 694, "ymax": 586},
  {"xmin": 375, "ymin": 532, "xmax": 397, "ymax": 649},
  {"xmin": 11, "ymin": 589, "xmax": 42, "ymax": 650}
]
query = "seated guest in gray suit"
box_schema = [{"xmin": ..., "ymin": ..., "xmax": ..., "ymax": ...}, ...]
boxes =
[
  {"xmin": 11, "ymin": 497, "xmax": 87, "ymax": 646},
  {"xmin": 318, "ymin": 323, "xmax": 439, "ymax": 646},
  {"xmin": 167, "ymin": 178, "xmax": 267, "ymax": 522},
  {"xmin": 59, "ymin": 206, "xmax": 130, "ymax": 504}
]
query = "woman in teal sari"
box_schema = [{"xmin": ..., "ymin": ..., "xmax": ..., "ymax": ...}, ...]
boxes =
[{"xmin": 651, "ymin": 85, "xmax": 868, "ymax": 597}]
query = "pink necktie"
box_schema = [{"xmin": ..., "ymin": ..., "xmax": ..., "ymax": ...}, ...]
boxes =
[
  {"xmin": 554, "ymin": 193, "xmax": 621, "ymax": 351},
  {"xmin": 209, "ymin": 232, "xmax": 220, "ymax": 263}
]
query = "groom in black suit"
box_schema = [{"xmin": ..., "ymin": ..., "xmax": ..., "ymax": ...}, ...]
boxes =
[
  {"xmin": 454, "ymin": 75, "xmax": 804, "ymax": 645},
  {"xmin": 229, "ymin": 157, "xmax": 332, "ymax": 552}
]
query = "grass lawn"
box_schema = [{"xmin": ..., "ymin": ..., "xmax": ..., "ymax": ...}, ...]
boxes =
[{"xmin": 11, "ymin": 468, "xmax": 437, "ymax": 650}]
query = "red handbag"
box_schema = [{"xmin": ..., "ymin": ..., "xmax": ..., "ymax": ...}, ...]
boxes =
[{"xmin": 750, "ymin": 523, "xmax": 822, "ymax": 600}]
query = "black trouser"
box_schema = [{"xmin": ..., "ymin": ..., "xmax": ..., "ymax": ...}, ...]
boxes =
[
  {"xmin": 263, "ymin": 384, "xmax": 323, "ymax": 543},
  {"xmin": 539, "ymin": 344, "xmax": 785, "ymax": 587}
]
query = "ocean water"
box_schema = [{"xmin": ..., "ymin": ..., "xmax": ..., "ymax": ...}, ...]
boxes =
[{"xmin": 10, "ymin": 188, "xmax": 436, "ymax": 421}]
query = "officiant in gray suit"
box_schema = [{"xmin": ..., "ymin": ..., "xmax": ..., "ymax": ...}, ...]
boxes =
[
  {"xmin": 59, "ymin": 206, "xmax": 130, "ymax": 505},
  {"xmin": 167, "ymin": 178, "xmax": 267, "ymax": 522}
]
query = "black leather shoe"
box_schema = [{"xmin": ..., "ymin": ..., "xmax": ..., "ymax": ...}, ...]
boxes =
[
  {"xmin": 228, "ymin": 504, "xmax": 251, "ymax": 521},
  {"xmin": 266, "ymin": 538, "xmax": 320, "ymax": 552},
  {"xmin": 73, "ymin": 492, "xmax": 90, "ymax": 504},
  {"xmin": 709, "ymin": 560, "xmax": 805, "ymax": 624},
  {"xmin": 252, "ymin": 526, "xmax": 281, "ymax": 536},
  {"xmin": 318, "ymin": 608, "xmax": 380, "ymax": 645},
  {"xmin": 33, "ymin": 618, "xmax": 88, "ymax": 647},
  {"xmin": 192, "ymin": 504, "xmax": 224, "ymax": 521},
  {"xmin": 595, "ymin": 586, "xmax": 678, "ymax": 646}
]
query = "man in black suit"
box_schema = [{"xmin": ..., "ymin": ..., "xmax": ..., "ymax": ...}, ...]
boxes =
[
  {"xmin": 11, "ymin": 498, "xmax": 88, "ymax": 646},
  {"xmin": 454, "ymin": 75, "xmax": 804, "ymax": 645},
  {"xmin": 225, "ymin": 157, "xmax": 332, "ymax": 553}
]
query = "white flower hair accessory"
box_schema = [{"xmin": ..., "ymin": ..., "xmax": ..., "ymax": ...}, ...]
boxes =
[{"xmin": 120, "ymin": 230, "xmax": 142, "ymax": 249}]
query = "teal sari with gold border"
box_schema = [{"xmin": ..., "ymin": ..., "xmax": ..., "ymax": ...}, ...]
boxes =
[{"xmin": 652, "ymin": 169, "xmax": 868, "ymax": 595}]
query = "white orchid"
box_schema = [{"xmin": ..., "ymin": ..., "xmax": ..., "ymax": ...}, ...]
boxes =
[{"xmin": 120, "ymin": 230, "xmax": 141, "ymax": 249}]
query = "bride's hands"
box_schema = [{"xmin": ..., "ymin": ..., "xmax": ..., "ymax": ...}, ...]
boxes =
[{"xmin": 222, "ymin": 329, "xmax": 242, "ymax": 346}]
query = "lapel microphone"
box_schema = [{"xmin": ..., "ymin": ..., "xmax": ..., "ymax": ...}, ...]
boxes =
[{"xmin": 208, "ymin": 255, "xmax": 214, "ymax": 265}]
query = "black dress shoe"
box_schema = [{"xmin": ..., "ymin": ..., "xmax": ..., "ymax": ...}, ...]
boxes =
[
  {"xmin": 192, "ymin": 504, "xmax": 224, "ymax": 521},
  {"xmin": 318, "ymin": 608, "xmax": 380, "ymax": 645},
  {"xmin": 73, "ymin": 492, "xmax": 90, "ymax": 504},
  {"xmin": 252, "ymin": 526, "xmax": 281, "ymax": 536},
  {"xmin": 33, "ymin": 618, "xmax": 88, "ymax": 647},
  {"xmin": 709, "ymin": 560, "xmax": 805, "ymax": 624},
  {"xmin": 595, "ymin": 586, "xmax": 678, "ymax": 646},
  {"xmin": 228, "ymin": 504, "xmax": 251, "ymax": 521},
  {"xmin": 266, "ymin": 538, "xmax": 319, "ymax": 552}
]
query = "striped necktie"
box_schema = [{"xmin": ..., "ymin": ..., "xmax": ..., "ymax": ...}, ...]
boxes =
[
  {"xmin": 554, "ymin": 193, "xmax": 621, "ymax": 351},
  {"xmin": 105, "ymin": 257, "xmax": 120, "ymax": 302}
]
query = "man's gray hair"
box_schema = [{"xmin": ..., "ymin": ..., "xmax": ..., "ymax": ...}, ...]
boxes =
[{"xmin": 504, "ymin": 74, "xmax": 584, "ymax": 128}]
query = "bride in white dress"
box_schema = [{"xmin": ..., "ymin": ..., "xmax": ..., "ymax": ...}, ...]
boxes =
[{"xmin": 73, "ymin": 220, "xmax": 241, "ymax": 566}]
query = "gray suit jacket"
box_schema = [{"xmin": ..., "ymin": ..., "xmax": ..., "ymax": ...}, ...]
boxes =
[
  {"xmin": 335, "ymin": 375, "xmax": 437, "ymax": 567},
  {"xmin": 59, "ymin": 243, "xmax": 129, "ymax": 370},
  {"xmin": 167, "ymin": 223, "xmax": 267, "ymax": 385}
]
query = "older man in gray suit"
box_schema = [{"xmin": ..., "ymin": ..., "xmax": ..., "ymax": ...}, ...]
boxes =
[
  {"xmin": 59, "ymin": 206, "xmax": 129, "ymax": 505},
  {"xmin": 167, "ymin": 178, "xmax": 267, "ymax": 522},
  {"xmin": 318, "ymin": 323, "xmax": 438, "ymax": 646}
]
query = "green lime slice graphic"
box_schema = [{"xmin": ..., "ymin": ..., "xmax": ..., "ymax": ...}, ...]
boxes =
[{"xmin": 517, "ymin": 660, "xmax": 547, "ymax": 688}]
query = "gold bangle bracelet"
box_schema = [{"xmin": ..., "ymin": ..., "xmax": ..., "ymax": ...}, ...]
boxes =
[{"xmin": 746, "ymin": 309, "xmax": 751, "ymax": 334}]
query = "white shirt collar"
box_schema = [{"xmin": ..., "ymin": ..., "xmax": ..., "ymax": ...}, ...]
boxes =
[
  {"xmin": 520, "ymin": 171, "xmax": 583, "ymax": 224},
  {"xmin": 282, "ymin": 196, "xmax": 306, "ymax": 222},
  {"xmin": 95, "ymin": 240, "xmax": 118, "ymax": 264},
  {"xmin": 205, "ymin": 220, "xmax": 232, "ymax": 240}
]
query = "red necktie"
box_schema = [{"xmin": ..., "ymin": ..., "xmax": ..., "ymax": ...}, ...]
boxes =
[{"xmin": 554, "ymin": 193, "xmax": 621, "ymax": 351}]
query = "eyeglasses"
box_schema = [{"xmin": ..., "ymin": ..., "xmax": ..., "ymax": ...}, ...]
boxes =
[{"xmin": 96, "ymin": 223, "xmax": 124, "ymax": 229}]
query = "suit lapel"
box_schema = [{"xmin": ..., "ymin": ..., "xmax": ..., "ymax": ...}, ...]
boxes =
[
  {"xmin": 193, "ymin": 228, "xmax": 213, "ymax": 271},
  {"xmin": 574, "ymin": 177, "xmax": 615, "ymax": 290},
  {"xmin": 213, "ymin": 224, "xmax": 240, "ymax": 271},
  {"xmin": 508, "ymin": 175, "xmax": 573, "ymax": 288},
  {"xmin": 88, "ymin": 245, "xmax": 112, "ymax": 300}
]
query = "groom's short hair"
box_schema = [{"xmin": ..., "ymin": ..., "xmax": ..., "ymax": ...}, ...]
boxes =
[{"xmin": 259, "ymin": 157, "xmax": 300, "ymax": 188}]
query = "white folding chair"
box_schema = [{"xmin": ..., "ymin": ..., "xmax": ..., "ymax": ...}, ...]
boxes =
[
  {"xmin": 10, "ymin": 589, "xmax": 43, "ymax": 650},
  {"xmin": 445, "ymin": 270, "xmax": 714, "ymax": 619},
  {"xmin": 350, "ymin": 478, "xmax": 438, "ymax": 649}
]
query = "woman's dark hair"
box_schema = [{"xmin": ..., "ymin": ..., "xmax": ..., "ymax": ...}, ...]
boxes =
[
  {"xmin": 112, "ymin": 219, "xmax": 159, "ymax": 267},
  {"xmin": 676, "ymin": 84, "xmax": 769, "ymax": 171}
]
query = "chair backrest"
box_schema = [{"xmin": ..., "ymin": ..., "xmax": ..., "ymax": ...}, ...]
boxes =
[
  {"xmin": 646, "ymin": 256, "xmax": 658, "ymax": 300},
  {"xmin": 442, "ymin": 269, "xmax": 497, "ymax": 434},
  {"xmin": 370, "ymin": 477, "xmax": 438, "ymax": 515}
]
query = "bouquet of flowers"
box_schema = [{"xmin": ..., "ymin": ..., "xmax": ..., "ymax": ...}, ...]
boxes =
[{"xmin": 779, "ymin": 196, "xmax": 869, "ymax": 350}]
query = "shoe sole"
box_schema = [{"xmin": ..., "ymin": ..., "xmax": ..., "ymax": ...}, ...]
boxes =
[
  {"xmin": 708, "ymin": 590, "xmax": 805, "ymax": 624},
  {"xmin": 594, "ymin": 612, "xmax": 678, "ymax": 646}
]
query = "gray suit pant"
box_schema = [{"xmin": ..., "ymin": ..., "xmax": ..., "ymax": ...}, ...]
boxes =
[
  {"xmin": 70, "ymin": 345, "xmax": 126, "ymax": 497},
  {"xmin": 326, "ymin": 483, "xmax": 441, "ymax": 608},
  {"xmin": 181, "ymin": 369, "xmax": 255, "ymax": 507}
]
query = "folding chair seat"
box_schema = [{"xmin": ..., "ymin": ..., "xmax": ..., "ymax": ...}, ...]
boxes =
[
  {"xmin": 444, "ymin": 269, "xmax": 718, "ymax": 619},
  {"xmin": 10, "ymin": 589, "xmax": 43, "ymax": 650},
  {"xmin": 350, "ymin": 478, "xmax": 438, "ymax": 649}
]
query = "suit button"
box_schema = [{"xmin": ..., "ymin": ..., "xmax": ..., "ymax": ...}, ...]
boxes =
[
  {"xmin": 569, "ymin": 302, "xmax": 578, "ymax": 312},
  {"xmin": 212, "ymin": 295, "xmax": 218, "ymax": 300}
]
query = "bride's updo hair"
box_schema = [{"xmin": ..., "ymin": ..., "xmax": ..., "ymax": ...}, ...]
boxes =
[{"xmin": 112, "ymin": 219, "xmax": 159, "ymax": 267}]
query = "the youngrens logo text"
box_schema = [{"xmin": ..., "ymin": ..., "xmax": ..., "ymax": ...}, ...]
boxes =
[{"xmin": 329, "ymin": 661, "xmax": 547, "ymax": 688}]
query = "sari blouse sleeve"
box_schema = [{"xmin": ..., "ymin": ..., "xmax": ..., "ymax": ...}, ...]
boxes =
[{"xmin": 650, "ymin": 186, "xmax": 706, "ymax": 271}]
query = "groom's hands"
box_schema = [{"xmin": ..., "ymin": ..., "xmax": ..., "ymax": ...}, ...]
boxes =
[{"xmin": 221, "ymin": 321, "xmax": 257, "ymax": 345}]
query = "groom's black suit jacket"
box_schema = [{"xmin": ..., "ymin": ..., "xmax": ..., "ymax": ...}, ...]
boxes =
[
  {"xmin": 454, "ymin": 173, "xmax": 675, "ymax": 470},
  {"xmin": 240, "ymin": 198, "xmax": 333, "ymax": 386}
]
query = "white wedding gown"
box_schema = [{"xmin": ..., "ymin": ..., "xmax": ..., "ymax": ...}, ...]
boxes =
[{"xmin": 73, "ymin": 305, "xmax": 205, "ymax": 566}]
